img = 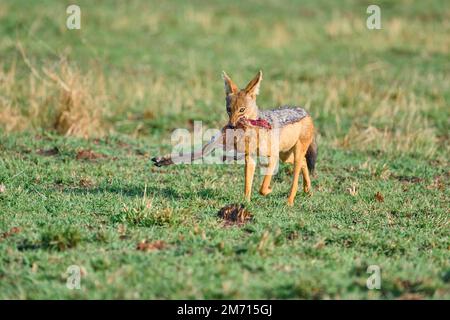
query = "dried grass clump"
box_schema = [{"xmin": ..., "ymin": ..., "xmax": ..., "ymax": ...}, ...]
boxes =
[
  {"xmin": 0, "ymin": 62, "xmax": 28, "ymax": 132},
  {"xmin": 49, "ymin": 62, "xmax": 107, "ymax": 138},
  {"xmin": 336, "ymin": 89, "xmax": 440, "ymax": 157},
  {"xmin": 339, "ymin": 124, "xmax": 438, "ymax": 157},
  {"xmin": 0, "ymin": 44, "xmax": 108, "ymax": 138},
  {"xmin": 0, "ymin": 105, "xmax": 28, "ymax": 133}
]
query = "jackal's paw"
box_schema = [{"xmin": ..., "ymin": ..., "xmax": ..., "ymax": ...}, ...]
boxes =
[
  {"xmin": 286, "ymin": 198, "xmax": 295, "ymax": 206},
  {"xmin": 259, "ymin": 187, "xmax": 272, "ymax": 196}
]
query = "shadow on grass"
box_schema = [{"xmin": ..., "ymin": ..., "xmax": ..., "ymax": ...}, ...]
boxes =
[{"xmin": 61, "ymin": 184, "xmax": 227, "ymax": 201}]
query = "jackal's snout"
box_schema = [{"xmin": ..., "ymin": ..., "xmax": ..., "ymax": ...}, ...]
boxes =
[{"xmin": 227, "ymin": 115, "xmax": 245, "ymax": 129}]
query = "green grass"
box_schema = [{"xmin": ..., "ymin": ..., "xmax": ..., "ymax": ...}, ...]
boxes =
[{"xmin": 0, "ymin": 0, "xmax": 449, "ymax": 299}]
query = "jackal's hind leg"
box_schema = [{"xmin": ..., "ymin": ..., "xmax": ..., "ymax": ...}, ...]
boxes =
[
  {"xmin": 301, "ymin": 159, "xmax": 311, "ymax": 194},
  {"xmin": 287, "ymin": 141, "xmax": 308, "ymax": 206}
]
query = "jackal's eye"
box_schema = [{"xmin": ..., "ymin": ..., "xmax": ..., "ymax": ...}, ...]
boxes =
[{"xmin": 239, "ymin": 107, "xmax": 245, "ymax": 113}]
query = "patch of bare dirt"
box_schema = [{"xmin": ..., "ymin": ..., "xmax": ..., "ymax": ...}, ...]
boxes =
[
  {"xmin": 374, "ymin": 191, "xmax": 384, "ymax": 202},
  {"xmin": 136, "ymin": 240, "xmax": 167, "ymax": 252},
  {"xmin": 396, "ymin": 293, "xmax": 425, "ymax": 300},
  {"xmin": 1, "ymin": 227, "xmax": 21, "ymax": 241},
  {"xmin": 36, "ymin": 147, "xmax": 59, "ymax": 156},
  {"xmin": 76, "ymin": 149, "xmax": 106, "ymax": 160}
]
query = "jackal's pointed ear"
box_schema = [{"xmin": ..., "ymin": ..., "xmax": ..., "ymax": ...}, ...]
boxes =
[
  {"xmin": 222, "ymin": 71, "xmax": 238, "ymax": 96},
  {"xmin": 244, "ymin": 70, "xmax": 263, "ymax": 97}
]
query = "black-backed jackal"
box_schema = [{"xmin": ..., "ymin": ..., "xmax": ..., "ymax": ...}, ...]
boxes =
[{"xmin": 153, "ymin": 71, "xmax": 317, "ymax": 206}]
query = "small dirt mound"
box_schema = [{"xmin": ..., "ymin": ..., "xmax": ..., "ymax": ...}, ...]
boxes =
[
  {"xmin": 37, "ymin": 147, "xmax": 59, "ymax": 156},
  {"xmin": 1, "ymin": 227, "xmax": 21, "ymax": 240},
  {"xmin": 136, "ymin": 240, "xmax": 167, "ymax": 252},
  {"xmin": 218, "ymin": 204, "xmax": 253, "ymax": 226},
  {"xmin": 374, "ymin": 191, "xmax": 384, "ymax": 202},
  {"xmin": 76, "ymin": 149, "xmax": 106, "ymax": 160}
]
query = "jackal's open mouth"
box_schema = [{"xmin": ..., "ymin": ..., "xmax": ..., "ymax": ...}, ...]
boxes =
[{"xmin": 226, "ymin": 117, "xmax": 245, "ymax": 129}]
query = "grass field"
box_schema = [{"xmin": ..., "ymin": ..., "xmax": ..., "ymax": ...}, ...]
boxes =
[{"xmin": 0, "ymin": 0, "xmax": 449, "ymax": 299}]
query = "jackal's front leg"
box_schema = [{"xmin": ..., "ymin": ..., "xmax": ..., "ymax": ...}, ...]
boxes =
[
  {"xmin": 244, "ymin": 152, "xmax": 256, "ymax": 201},
  {"xmin": 259, "ymin": 156, "xmax": 277, "ymax": 196},
  {"xmin": 244, "ymin": 135, "xmax": 256, "ymax": 201}
]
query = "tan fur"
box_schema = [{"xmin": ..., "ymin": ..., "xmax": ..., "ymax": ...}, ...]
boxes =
[
  {"xmin": 224, "ymin": 71, "xmax": 315, "ymax": 205},
  {"xmin": 152, "ymin": 71, "xmax": 316, "ymax": 205}
]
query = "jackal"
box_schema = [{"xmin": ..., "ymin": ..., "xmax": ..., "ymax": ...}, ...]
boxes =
[{"xmin": 152, "ymin": 71, "xmax": 317, "ymax": 206}]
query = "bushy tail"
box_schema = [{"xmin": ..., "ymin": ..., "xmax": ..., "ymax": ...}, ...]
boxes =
[{"xmin": 305, "ymin": 137, "xmax": 317, "ymax": 174}]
